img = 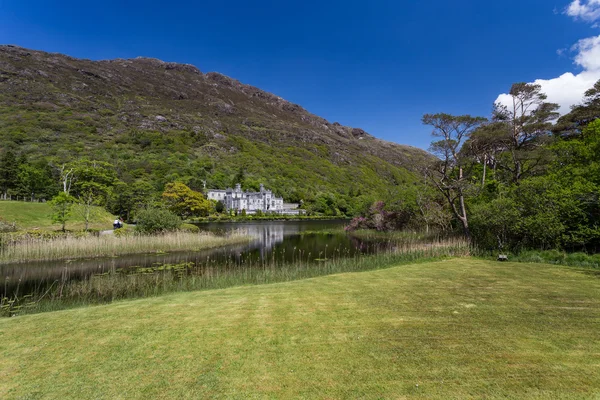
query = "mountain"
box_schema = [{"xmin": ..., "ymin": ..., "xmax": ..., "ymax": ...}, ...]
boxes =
[{"xmin": 0, "ymin": 45, "xmax": 432, "ymax": 215}]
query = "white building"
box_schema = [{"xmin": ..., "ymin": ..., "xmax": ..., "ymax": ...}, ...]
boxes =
[{"xmin": 207, "ymin": 183, "xmax": 289, "ymax": 214}]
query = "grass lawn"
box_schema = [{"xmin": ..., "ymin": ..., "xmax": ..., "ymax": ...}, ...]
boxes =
[
  {"xmin": 1, "ymin": 259, "xmax": 599, "ymax": 399},
  {"xmin": 0, "ymin": 200, "xmax": 115, "ymax": 231}
]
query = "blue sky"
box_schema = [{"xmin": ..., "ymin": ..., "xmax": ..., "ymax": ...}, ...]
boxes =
[{"xmin": 1, "ymin": 0, "xmax": 599, "ymax": 149}]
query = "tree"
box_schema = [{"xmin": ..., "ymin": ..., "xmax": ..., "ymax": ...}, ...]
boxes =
[
  {"xmin": 232, "ymin": 167, "xmax": 245, "ymax": 187},
  {"xmin": 107, "ymin": 180, "xmax": 155, "ymax": 222},
  {"xmin": 17, "ymin": 161, "xmax": 55, "ymax": 202},
  {"xmin": 494, "ymin": 83, "xmax": 559, "ymax": 183},
  {"xmin": 49, "ymin": 192, "xmax": 75, "ymax": 232},
  {"xmin": 162, "ymin": 182, "xmax": 212, "ymax": 218},
  {"xmin": 555, "ymin": 79, "xmax": 600, "ymax": 136},
  {"xmin": 215, "ymin": 200, "xmax": 225, "ymax": 214},
  {"xmin": 0, "ymin": 150, "xmax": 20, "ymax": 199},
  {"xmin": 422, "ymin": 113, "xmax": 487, "ymax": 239},
  {"xmin": 71, "ymin": 161, "xmax": 117, "ymax": 231},
  {"xmin": 135, "ymin": 208, "xmax": 182, "ymax": 234},
  {"xmin": 414, "ymin": 184, "xmax": 452, "ymax": 234}
]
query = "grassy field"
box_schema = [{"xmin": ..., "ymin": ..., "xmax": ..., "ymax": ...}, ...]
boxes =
[
  {"xmin": 1, "ymin": 259, "xmax": 599, "ymax": 399},
  {"xmin": 0, "ymin": 200, "xmax": 115, "ymax": 231}
]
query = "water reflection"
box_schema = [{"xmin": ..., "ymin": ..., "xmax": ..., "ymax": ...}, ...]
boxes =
[{"xmin": 1, "ymin": 220, "xmax": 391, "ymax": 298}]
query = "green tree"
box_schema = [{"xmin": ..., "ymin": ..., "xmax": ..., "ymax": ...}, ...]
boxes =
[
  {"xmin": 162, "ymin": 182, "xmax": 212, "ymax": 218},
  {"xmin": 49, "ymin": 192, "xmax": 75, "ymax": 232},
  {"xmin": 493, "ymin": 83, "xmax": 559, "ymax": 183},
  {"xmin": 0, "ymin": 150, "xmax": 20, "ymax": 199},
  {"xmin": 422, "ymin": 113, "xmax": 486, "ymax": 239},
  {"xmin": 108, "ymin": 180, "xmax": 155, "ymax": 222},
  {"xmin": 555, "ymin": 79, "xmax": 600, "ymax": 136},
  {"xmin": 135, "ymin": 208, "xmax": 182, "ymax": 234},
  {"xmin": 71, "ymin": 161, "xmax": 117, "ymax": 230},
  {"xmin": 17, "ymin": 160, "xmax": 55, "ymax": 201}
]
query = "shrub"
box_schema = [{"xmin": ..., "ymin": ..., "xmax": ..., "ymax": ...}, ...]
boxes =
[
  {"xmin": 345, "ymin": 201, "xmax": 411, "ymax": 232},
  {"xmin": 179, "ymin": 223, "xmax": 200, "ymax": 233},
  {"xmin": 0, "ymin": 217, "xmax": 17, "ymax": 233},
  {"xmin": 113, "ymin": 228, "xmax": 131, "ymax": 237},
  {"xmin": 135, "ymin": 208, "xmax": 181, "ymax": 234}
]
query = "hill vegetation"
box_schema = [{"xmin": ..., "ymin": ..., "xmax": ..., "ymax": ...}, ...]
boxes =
[{"xmin": 0, "ymin": 45, "xmax": 432, "ymax": 218}]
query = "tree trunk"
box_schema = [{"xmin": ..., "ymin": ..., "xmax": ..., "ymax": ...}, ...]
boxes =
[
  {"xmin": 85, "ymin": 206, "xmax": 90, "ymax": 231},
  {"xmin": 481, "ymin": 154, "xmax": 487, "ymax": 187},
  {"xmin": 458, "ymin": 192, "xmax": 471, "ymax": 240}
]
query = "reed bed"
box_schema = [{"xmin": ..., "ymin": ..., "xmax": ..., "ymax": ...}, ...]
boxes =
[
  {"xmin": 0, "ymin": 231, "xmax": 250, "ymax": 264},
  {"xmin": 2, "ymin": 237, "xmax": 470, "ymax": 316}
]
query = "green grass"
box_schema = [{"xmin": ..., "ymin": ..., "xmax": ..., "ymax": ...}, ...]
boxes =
[
  {"xmin": 2, "ymin": 259, "xmax": 600, "ymax": 399},
  {"xmin": 0, "ymin": 200, "xmax": 114, "ymax": 231}
]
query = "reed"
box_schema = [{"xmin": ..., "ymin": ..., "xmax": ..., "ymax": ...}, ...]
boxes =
[
  {"xmin": 2, "ymin": 237, "xmax": 470, "ymax": 316},
  {"xmin": 0, "ymin": 231, "xmax": 250, "ymax": 264}
]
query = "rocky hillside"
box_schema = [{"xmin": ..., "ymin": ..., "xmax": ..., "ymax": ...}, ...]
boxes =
[{"xmin": 0, "ymin": 45, "xmax": 431, "ymax": 214}]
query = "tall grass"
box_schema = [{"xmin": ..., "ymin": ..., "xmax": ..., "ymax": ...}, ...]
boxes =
[
  {"xmin": 0, "ymin": 231, "xmax": 250, "ymax": 264},
  {"xmin": 1, "ymin": 237, "xmax": 470, "ymax": 316},
  {"xmin": 500, "ymin": 249, "xmax": 600, "ymax": 269}
]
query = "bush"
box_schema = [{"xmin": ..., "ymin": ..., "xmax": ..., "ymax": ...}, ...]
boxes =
[
  {"xmin": 345, "ymin": 201, "xmax": 411, "ymax": 232},
  {"xmin": 0, "ymin": 217, "xmax": 17, "ymax": 233},
  {"xmin": 135, "ymin": 208, "xmax": 181, "ymax": 234},
  {"xmin": 179, "ymin": 223, "xmax": 200, "ymax": 233},
  {"xmin": 113, "ymin": 228, "xmax": 132, "ymax": 237}
]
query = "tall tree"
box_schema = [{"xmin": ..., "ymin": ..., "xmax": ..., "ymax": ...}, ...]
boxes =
[
  {"xmin": 555, "ymin": 79, "xmax": 600, "ymax": 137},
  {"xmin": 422, "ymin": 113, "xmax": 486, "ymax": 239},
  {"xmin": 71, "ymin": 160, "xmax": 117, "ymax": 231},
  {"xmin": 494, "ymin": 83, "xmax": 559, "ymax": 183},
  {"xmin": 17, "ymin": 160, "xmax": 55, "ymax": 201},
  {"xmin": 0, "ymin": 150, "xmax": 20, "ymax": 199}
]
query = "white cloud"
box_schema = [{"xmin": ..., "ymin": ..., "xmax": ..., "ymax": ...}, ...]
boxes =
[
  {"xmin": 565, "ymin": 0, "xmax": 600, "ymax": 22},
  {"xmin": 495, "ymin": 35, "xmax": 600, "ymax": 114},
  {"xmin": 573, "ymin": 35, "xmax": 600, "ymax": 70}
]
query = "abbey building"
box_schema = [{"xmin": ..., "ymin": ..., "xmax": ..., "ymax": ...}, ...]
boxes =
[{"xmin": 207, "ymin": 184, "xmax": 294, "ymax": 214}]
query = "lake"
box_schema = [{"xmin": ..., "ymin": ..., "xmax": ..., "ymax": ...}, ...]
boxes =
[{"xmin": 1, "ymin": 220, "xmax": 390, "ymax": 299}]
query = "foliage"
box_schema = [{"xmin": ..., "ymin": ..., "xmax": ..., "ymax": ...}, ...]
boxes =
[
  {"xmin": 507, "ymin": 249, "xmax": 600, "ymax": 269},
  {"xmin": 107, "ymin": 180, "xmax": 155, "ymax": 223},
  {"xmin": 162, "ymin": 182, "xmax": 212, "ymax": 218},
  {"xmin": 179, "ymin": 223, "xmax": 200, "ymax": 233},
  {"xmin": 48, "ymin": 192, "xmax": 75, "ymax": 232},
  {"xmin": 422, "ymin": 113, "xmax": 486, "ymax": 239},
  {"xmin": 0, "ymin": 216, "xmax": 17, "ymax": 233},
  {"xmin": 135, "ymin": 208, "xmax": 182, "ymax": 234},
  {"xmin": 0, "ymin": 46, "xmax": 431, "ymax": 218},
  {"xmin": 345, "ymin": 201, "xmax": 412, "ymax": 232}
]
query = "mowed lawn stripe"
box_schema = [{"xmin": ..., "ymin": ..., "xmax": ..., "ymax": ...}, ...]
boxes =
[{"xmin": 1, "ymin": 259, "xmax": 599, "ymax": 399}]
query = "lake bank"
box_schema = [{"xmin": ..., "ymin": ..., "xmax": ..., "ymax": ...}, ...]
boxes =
[
  {"xmin": 188, "ymin": 215, "xmax": 351, "ymax": 223},
  {"xmin": 1, "ymin": 237, "xmax": 470, "ymax": 316},
  {"xmin": 0, "ymin": 231, "xmax": 250, "ymax": 265},
  {"xmin": 2, "ymin": 259, "xmax": 599, "ymax": 399}
]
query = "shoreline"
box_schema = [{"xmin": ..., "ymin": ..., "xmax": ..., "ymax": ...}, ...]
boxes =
[
  {"xmin": 188, "ymin": 215, "xmax": 351, "ymax": 224},
  {"xmin": 0, "ymin": 231, "xmax": 251, "ymax": 265}
]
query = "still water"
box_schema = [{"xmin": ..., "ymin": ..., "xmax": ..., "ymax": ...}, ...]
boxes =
[{"xmin": 2, "ymin": 220, "xmax": 389, "ymax": 298}]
